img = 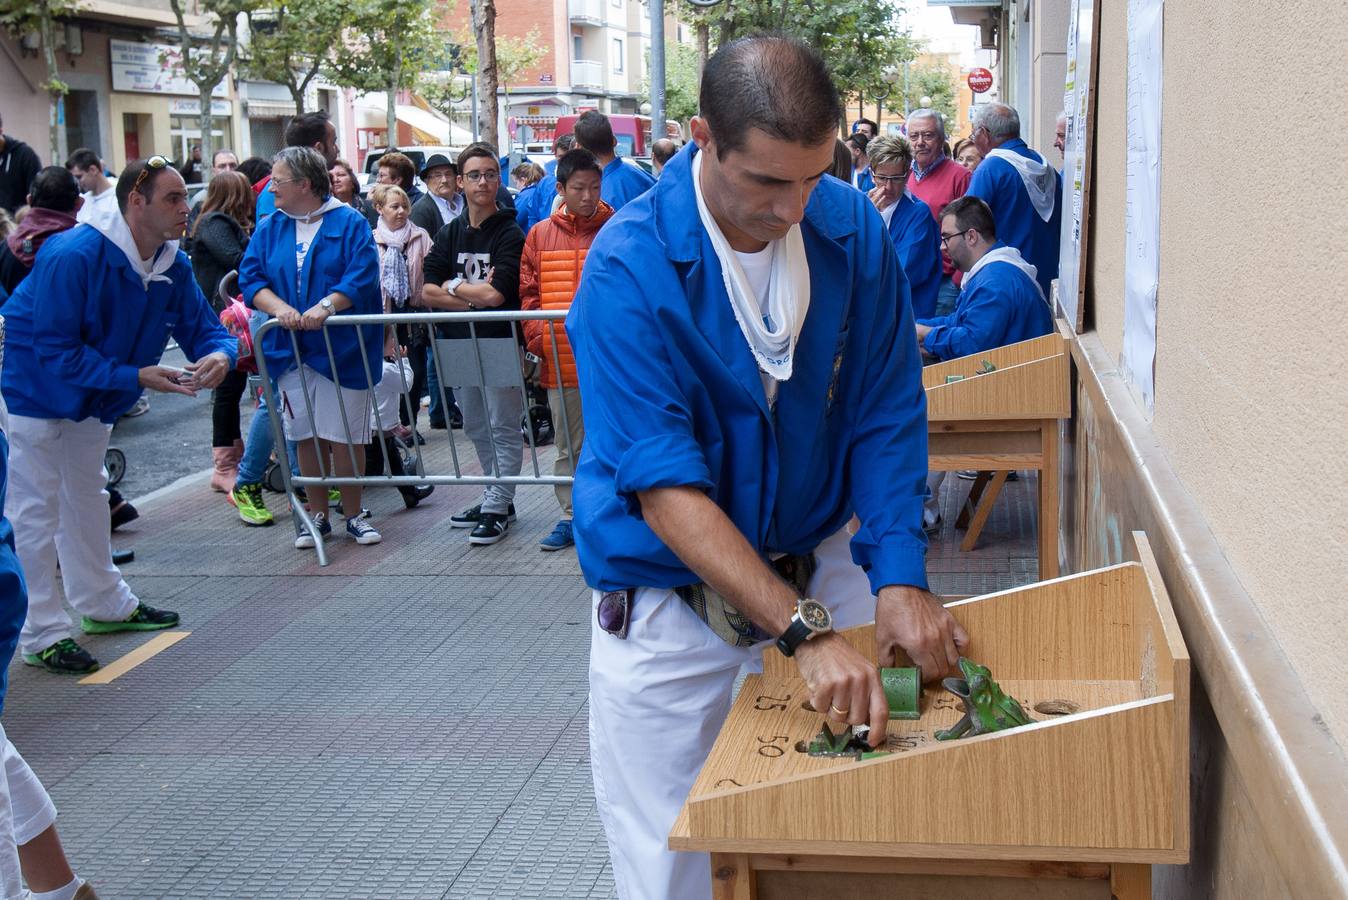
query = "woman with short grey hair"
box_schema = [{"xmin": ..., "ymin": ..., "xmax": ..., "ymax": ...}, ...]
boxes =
[{"xmin": 238, "ymin": 146, "xmax": 386, "ymax": 550}]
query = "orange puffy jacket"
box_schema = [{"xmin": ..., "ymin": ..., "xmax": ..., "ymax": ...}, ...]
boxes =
[{"xmin": 520, "ymin": 201, "xmax": 615, "ymax": 388}]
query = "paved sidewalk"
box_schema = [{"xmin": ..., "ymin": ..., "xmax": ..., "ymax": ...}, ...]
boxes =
[{"xmin": 3, "ymin": 430, "xmax": 1041, "ymax": 898}]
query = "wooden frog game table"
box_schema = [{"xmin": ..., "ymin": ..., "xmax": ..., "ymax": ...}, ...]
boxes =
[
  {"xmin": 924, "ymin": 331, "xmax": 1071, "ymax": 579},
  {"xmin": 669, "ymin": 534, "xmax": 1189, "ymax": 899}
]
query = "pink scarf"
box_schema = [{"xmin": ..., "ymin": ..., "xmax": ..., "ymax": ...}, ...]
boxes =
[{"xmin": 374, "ymin": 219, "xmax": 431, "ymax": 311}]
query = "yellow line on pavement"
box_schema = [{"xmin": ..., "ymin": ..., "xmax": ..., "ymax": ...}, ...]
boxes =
[{"xmin": 78, "ymin": 631, "xmax": 191, "ymax": 685}]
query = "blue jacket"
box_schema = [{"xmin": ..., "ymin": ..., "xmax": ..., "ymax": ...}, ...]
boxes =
[
  {"xmin": 853, "ymin": 167, "xmax": 875, "ymax": 192},
  {"xmin": 2, "ymin": 226, "xmax": 236, "ymax": 423},
  {"xmin": 0, "ymin": 427, "xmax": 27, "ymax": 715},
  {"xmin": 886, "ymin": 192, "xmax": 942, "ymax": 319},
  {"xmin": 966, "ymin": 139, "xmax": 1062, "ymax": 297},
  {"xmin": 255, "ymin": 180, "xmax": 276, "ymax": 221},
  {"xmin": 917, "ymin": 246, "xmax": 1054, "ymax": 360},
  {"xmin": 514, "ymin": 183, "xmax": 541, "ymax": 232},
  {"xmin": 599, "ymin": 156, "xmax": 655, "ymax": 211},
  {"xmin": 567, "ymin": 144, "xmax": 930, "ymax": 597},
  {"xmin": 239, "ymin": 203, "xmax": 383, "ymax": 389},
  {"xmin": 518, "ymin": 172, "xmax": 556, "ymax": 235}
]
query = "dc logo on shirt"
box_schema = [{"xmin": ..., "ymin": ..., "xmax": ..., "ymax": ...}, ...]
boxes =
[{"xmin": 457, "ymin": 252, "xmax": 492, "ymax": 283}]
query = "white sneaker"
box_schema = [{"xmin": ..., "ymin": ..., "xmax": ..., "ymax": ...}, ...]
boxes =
[
  {"xmin": 345, "ymin": 516, "xmax": 382, "ymax": 545},
  {"xmin": 922, "ymin": 507, "xmax": 942, "ymax": 535},
  {"xmin": 123, "ymin": 393, "xmax": 151, "ymax": 418}
]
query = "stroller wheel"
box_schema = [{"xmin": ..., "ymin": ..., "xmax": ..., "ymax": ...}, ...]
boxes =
[
  {"xmin": 263, "ymin": 461, "xmax": 287, "ymax": 493},
  {"xmin": 104, "ymin": 447, "xmax": 127, "ymax": 487}
]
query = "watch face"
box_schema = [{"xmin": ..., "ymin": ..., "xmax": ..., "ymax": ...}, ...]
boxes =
[{"xmin": 798, "ymin": 599, "xmax": 832, "ymax": 633}]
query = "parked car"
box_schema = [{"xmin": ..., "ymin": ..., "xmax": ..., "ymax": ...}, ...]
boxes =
[{"xmin": 359, "ymin": 145, "xmax": 464, "ymax": 194}]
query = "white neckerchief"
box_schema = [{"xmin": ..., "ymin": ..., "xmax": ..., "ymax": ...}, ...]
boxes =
[
  {"xmin": 985, "ymin": 148, "xmax": 1056, "ymax": 222},
  {"xmin": 691, "ymin": 150, "xmax": 810, "ymax": 383},
  {"xmin": 965, "ymin": 245, "xmax": 1048, "ymax": 305},
  {"xmin": 94, "ymin": 211, "xmax": 177, "ymax": 288}
]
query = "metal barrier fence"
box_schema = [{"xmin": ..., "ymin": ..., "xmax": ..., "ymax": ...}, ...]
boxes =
[{"xmin": 253, "ymin": 310, "xmax": 577, "ymax": 565}]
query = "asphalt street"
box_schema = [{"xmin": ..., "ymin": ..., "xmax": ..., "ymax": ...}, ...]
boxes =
[{"xmin": 107, "ymin": 345, "xmax": 257, "ymax": 500}]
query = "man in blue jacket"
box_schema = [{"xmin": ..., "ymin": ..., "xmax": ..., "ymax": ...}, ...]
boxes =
[
  {"xmin": 519, "ymin": 112, "xmax": 655, "ymax": 234},
  {"xmin": 568, "ymin": 36, "xmax": 967, "ymax": 900},
  {"xmin": 2, "ymin": 157, "xmax": 236, "ymax": 674},
  {"xmin": 966, "ymin": 103, "xmax": 1063, "ymax": 298}
]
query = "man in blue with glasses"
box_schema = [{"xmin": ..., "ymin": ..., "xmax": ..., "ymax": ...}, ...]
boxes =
[
  {"xmin": 568, "ymin": 35, "xmax": 968, "ymax": 900},
  {"xmin": 2, "ymin": 156, "xmax": 235, "ymax": 675}
]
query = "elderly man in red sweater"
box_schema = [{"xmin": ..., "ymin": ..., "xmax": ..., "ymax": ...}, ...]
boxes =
[
  {"xmin": 905, "ymin": 108, "xmax": 970, "ymax": 316},
  {"xmin": 520, "ymin": 148, "xmax": 614, "ymax": 552}
]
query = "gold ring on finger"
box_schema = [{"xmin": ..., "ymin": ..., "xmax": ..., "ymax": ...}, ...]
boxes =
[{"xmin": 829, "ymin": 703, "xmax": 849, "ymax": 716}]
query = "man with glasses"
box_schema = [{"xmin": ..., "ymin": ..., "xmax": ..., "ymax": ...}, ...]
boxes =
[
  {"xmin": 865, "ymin": 135, "xmax": 941, "ymax": 318},
  {"xmin": 420, "ymin": 143, "xmax": 527, "ymax": 545},
  {"xmin": 966, "ymin": 103, "xmax": 1062, "ymax": 298},
  {"xmin": 904, "ymin": 109, "xmax": 970, "ymax": 316},
  {"xmin": 1, "ymin": 156, "xmax": 236, "ymax": 674}
]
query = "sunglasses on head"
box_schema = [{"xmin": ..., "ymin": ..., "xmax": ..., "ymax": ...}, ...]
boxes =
[{"xmin": 130, "ymin": 155, "xmax": 171, "ymax": 196}]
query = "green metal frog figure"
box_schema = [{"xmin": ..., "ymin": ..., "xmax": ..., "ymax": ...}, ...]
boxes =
[{"xmin": 934, "ymin": 658, "xmax": 1035, "ymax": 741}]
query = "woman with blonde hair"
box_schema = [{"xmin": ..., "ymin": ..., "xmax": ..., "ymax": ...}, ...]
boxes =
[{"xmin": 190, "ymin": 170, "xmax": 256, "ymax": 493}]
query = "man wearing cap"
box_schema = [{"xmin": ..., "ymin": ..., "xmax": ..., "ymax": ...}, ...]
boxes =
[{"xmin": 410, "ymin": 153, "xmax": 462, "ymax": 238}]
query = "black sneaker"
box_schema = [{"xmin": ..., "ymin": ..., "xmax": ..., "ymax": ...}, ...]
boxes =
[
  {"xmin": 399, "ymin": 484, "xmax": 434, "ymax": 509},
  {"xmin": 82, "ymin": 602, "xmax": 180, "ymax": 634},
  {"xmin": 450, "ymin": 503, "xmax": 517, "ymax": 528},
  {"xmin": 469, "ymin": 513, "xmax": 510, "ymax": 545},
  {"xmin": 23, "ymin": 638, "xmax": 99, "ymax": 674}
]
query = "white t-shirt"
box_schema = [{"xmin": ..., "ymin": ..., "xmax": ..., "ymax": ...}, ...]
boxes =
[
  {"xmin": 880, "ymin": 199, "xmax": 898, "ymax": 228},
  {"xmin": 732, "ymin": 244, "xmax": 779, "ymax": 407},
  {"xmin": 76, "ymin": 186, "xmax": 118, "ymax": 225},
  {"xmin": 295, "ymin": 219, "xmax": 321, "ymax": 290}
]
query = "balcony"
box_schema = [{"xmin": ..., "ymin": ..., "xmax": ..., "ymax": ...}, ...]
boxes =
[
  {"xmin": 571, "ymin": 59, "xmax": 603, "ymax": 90},
  {"xmin": 568, "ymin": 0, "xmax": 604, "ymax": 26}
]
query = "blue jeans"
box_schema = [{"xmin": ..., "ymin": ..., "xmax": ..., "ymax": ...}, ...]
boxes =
[
  {"xmin": 236, "ymin": 387, "xmax": 300, "ymax": 487},
  {"xmin": 934, "ymin": 275, "xmax": 960, "ymax": 318}
]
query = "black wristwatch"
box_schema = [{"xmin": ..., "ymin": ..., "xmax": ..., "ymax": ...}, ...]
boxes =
[{"xmin": 775, "ymin": 598, "xmax": 833, "ymax": 657}]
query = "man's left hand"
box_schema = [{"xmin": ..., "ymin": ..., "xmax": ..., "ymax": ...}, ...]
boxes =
[
  {"xmin": 184, "ymin": 352, "xmax": 231, "ymax": 390},
  {"xmin": 874, "ymin": 585, "xmax": 968, "ymax": 682}
]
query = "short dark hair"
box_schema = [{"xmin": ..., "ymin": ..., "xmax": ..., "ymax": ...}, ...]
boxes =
[
  {"xmin": 854, "ymin": 118, "xmax": 878, "ymax": 135},
  {"xmin": 237, "ymin": 156, "xmax": 272, "ymax": 185},
  {"xmin": 556, "ymin": 148, "xmax": 602, "ymax": 186},
  {"xmin": 573, "ymin": 111, "xmax": 615, "ymax": 155},
  {"xmin": 699, "ymin": 35, "xmax": 842, "ymax": 159},
  {"xmin": 552, "ymin": 133, "xmax": 576, "ymax": 154},
  {"xmin": 115, "ymin": 158, "xmax": 176, "ymax": 212},
  {"xmin": 456, "ymin": 142, "xmax": 499, "ymax": 173},
  {"xmin": 844, "ymin": 132, "xmax": 869, "ymax": 153},
  {"xmin": 30, "ymin": 166, "xmax": 80, "ymax": 213},
  {"xmin": 940, "ymin": 195, "xmax": 996, "ymax": 241},
  {"xmin": 65, "ymin": 148, "xmax": 101, "ymax": 172},
  {"xmin": 651, "ymin": 138, "xmax": 678, "ymax": 166},
  {"xmin": 377, "ymin": 151, "xmax": 416, "ymax": 191},
  {"xmin": 284, "ymin": 111, "xmax": 332, "ymax": 150}
]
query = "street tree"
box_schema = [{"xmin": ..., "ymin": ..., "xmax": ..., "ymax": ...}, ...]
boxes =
[
  {"xmin": 0, "ymin": 0, "xmax": 80, "ymax": 162},
  {"xmin": 438, "ymin": 25, "xmax": 544, "ymax": 148},
  {"xmin": 898, "ymin": 63, "xmax": 959, "ymax": 129},
  {"xmin": 469, "ymin": 0, "xmax": 498, "ymax": 149},
  {"xmin": 242, "ymin": 0, "xmax": 350, "ymax": 115},
  {"xmin": 327, "ymin": 0, "xmax": 439, "ymax": 148},
  {"xmin": 168, "ymin": 0, "xmax": 253, "ymax": 178}
]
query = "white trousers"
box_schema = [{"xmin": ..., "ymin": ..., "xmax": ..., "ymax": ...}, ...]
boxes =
[
  {"xmin": 0, "ymin": 724, "xmax": 57, "ymax": 900},
  {"xmin": 588, "ymin": 527, "xmax": 877, "ymax": 900},
  {"xmin": 9, "ymin": 416, "xmax": 138, "ymax": 656}
]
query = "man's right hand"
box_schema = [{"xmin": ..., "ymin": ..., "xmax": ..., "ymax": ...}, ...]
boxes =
[
  {"xmin": 794, "ymin": 633, "xmax": 889, "ymax": 747},
  {"xmin": 138, "ymin": 365, "xmax": 197, "ymax": 397}
]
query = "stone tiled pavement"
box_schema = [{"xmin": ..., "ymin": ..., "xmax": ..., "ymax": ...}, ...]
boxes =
[{"xmin": 3, "ymin": 431, "xmax": 1041, "ymax": 898}]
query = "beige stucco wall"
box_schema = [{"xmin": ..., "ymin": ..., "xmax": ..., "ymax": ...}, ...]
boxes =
[{"xmin": 1086, "ymin": 1, "xmax": 1348, "ymax": 747}]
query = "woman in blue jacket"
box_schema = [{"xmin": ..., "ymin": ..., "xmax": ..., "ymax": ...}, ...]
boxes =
[{"xmin": 239, "ymin": 147, "xmax": 384, "ymax": 549}]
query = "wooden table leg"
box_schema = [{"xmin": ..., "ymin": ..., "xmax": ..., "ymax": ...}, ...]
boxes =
[
  {"xmin": 1109, "ymin": 863, "xmax": 1151, "ymax": 899},
  {"xmin": 711, "ymin": 852, "xmax": 756, "ymax": 900},
  {"xmin": 956, "ymin": 471, "xmax": 992, "ymax": 529},
  {"xmin": 961, "ymin": 470, "xmax": 1008, "ymax": 552},
  {"xmin": 1038, "ymin": 420, "xmax": 1061, "ymax": 579}
]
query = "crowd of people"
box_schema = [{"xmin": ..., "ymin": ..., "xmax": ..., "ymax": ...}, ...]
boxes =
[{"xmin": 0, "ymin": 37, "xmax": 1067, "ymax": 895}]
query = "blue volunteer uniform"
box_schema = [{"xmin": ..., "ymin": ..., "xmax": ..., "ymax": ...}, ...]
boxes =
[
  {"xmin": 0, "ymin": 425, "xmax": 27, "ymax": 714},
  {"xmin": 255, "ymin": 180, "xmax": 276, "ymax": 220},
  {"xmin": 568, "ymin": 144, "xmax": 930, "ymax": 598},
  {"xmin": 2, "ymin": 226, "xmax": 237, "ymax": 423},
  {"xmin": 598, "ymin": 156, "xmax": 655, "ymax": 210},
  {"xmin": 917, "ymin": 244, "xmax": 1054, "ymax": 361},
  {"xmin": 886, "ymin": 192, "xmax": 942, "ymax": 319},
  {"xmin": 238, "ymin": 203, "xmax": 383, "ymax": 388},
  {"xmin": 966, "ymin": 138, "xmax": 1063, "ymax": 297},
  {"xmin": 853, "ymin": 166, "xmax": 875, "ymax": 192}
]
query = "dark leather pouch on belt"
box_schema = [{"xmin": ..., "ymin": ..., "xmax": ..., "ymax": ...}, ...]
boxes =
[{"xmin": 676, "ymin": 552, "xmax": 817, "ymax": 647}]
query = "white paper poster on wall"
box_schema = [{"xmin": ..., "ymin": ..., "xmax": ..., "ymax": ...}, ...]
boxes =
[{"xmin": 1121, "ymin": 0, "xmax": 1163, "ymax": 414}]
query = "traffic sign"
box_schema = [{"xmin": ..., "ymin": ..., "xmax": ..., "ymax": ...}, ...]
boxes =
[{"xmin": 967, "ymin": 68, "xmax": 994, "ymax": 94}]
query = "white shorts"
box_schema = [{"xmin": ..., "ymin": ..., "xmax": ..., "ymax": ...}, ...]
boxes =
[{"xmin": 278, "ymin": 365, "xmax": 373, "ymax": 445}]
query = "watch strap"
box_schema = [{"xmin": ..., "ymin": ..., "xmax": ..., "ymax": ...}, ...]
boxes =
[{"xmin": 776, "ymin": 616, "xmax": 812, "ymax": 657}]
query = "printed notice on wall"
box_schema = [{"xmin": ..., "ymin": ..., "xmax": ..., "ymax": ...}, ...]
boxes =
[{"xmin": 1121, "ymin": 0, "xmax": 1163, "ymax": 413}]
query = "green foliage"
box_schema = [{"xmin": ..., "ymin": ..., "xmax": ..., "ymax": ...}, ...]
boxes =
[
  {"xmin": 325, "ymin": 0, "xmax": 439, "ymax": 94},
  {"xmin": 897, "ymin": 64, "xmax": 958, "ymax": 129},
  {"xmin": 674, "ymin": 0, "xmax": 921, "ymax": 112},
  {"xmin": 642, "ymin": 41, "xmax": 700, "ymax": 125},
  {"xmin": 243, "ymin": 0, "xmax": 353, "ymax": 111},
  {"xmin": 451, "ymin": 25, "xmax": 545, "ymax": 89},
  {"xmin": 0, "ymin": 0, "xmax": 79, "ymax": 42}
]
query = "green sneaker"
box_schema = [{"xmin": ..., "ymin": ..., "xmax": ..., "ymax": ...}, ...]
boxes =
[
  {"xmin": 327, "ymin": 488, "xmax": 341, "ymax": 504},
  {"xmin": 81, "ymin": 602, "xmax": 180, "ymax": 635},
  {"xmin": 23, "ymin": 638, "xmax": 99, "ymax": 675},
  {"xmin": 231, "ymin": 482, "xmax": 274, "ymax": 527}
]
